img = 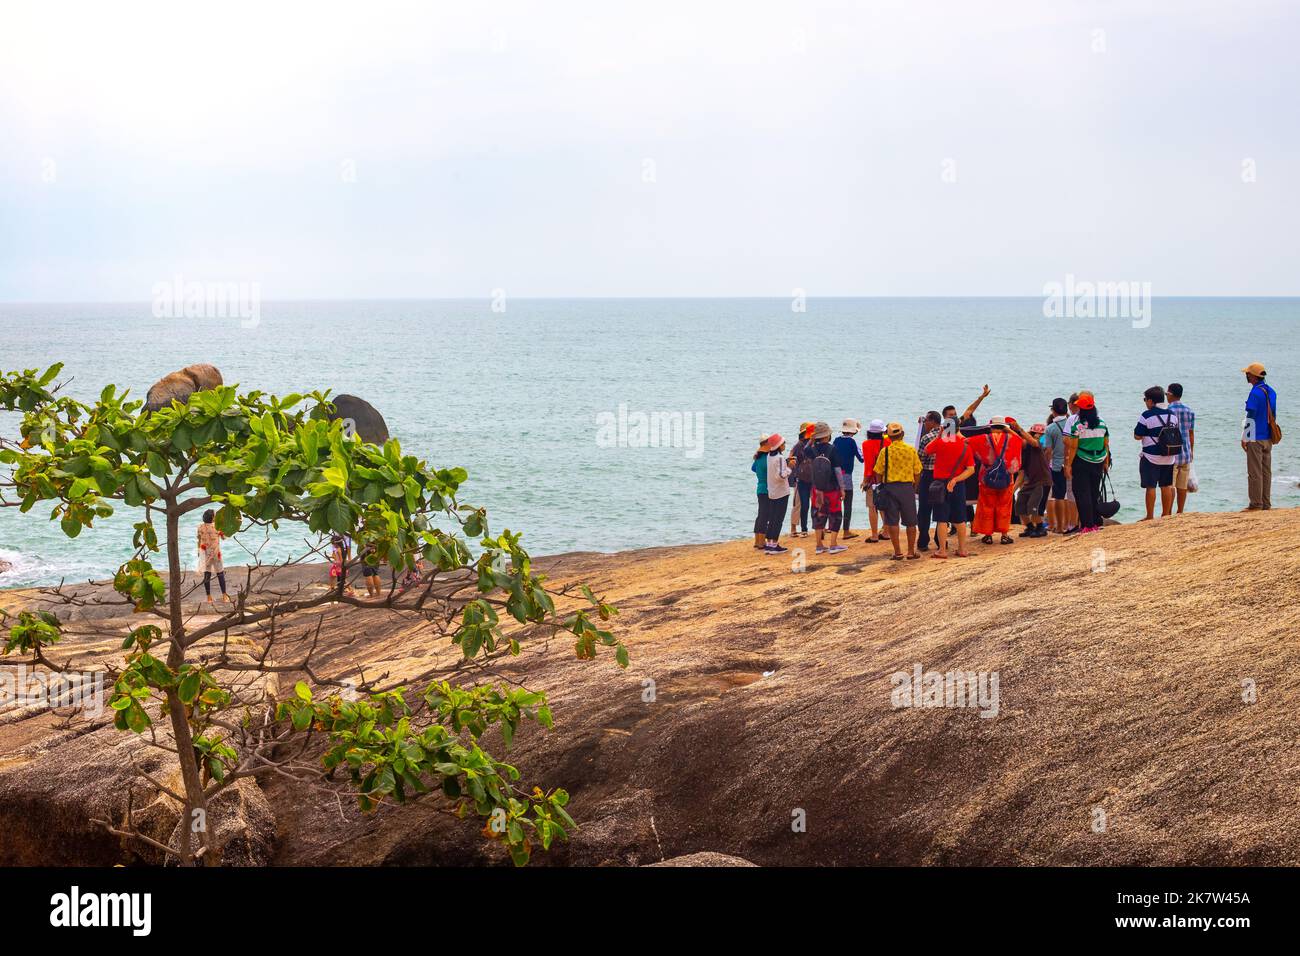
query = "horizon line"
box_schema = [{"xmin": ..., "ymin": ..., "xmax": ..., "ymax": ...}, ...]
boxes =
[{"xmin": 3, "ymin": 294, "xmax": 1300, "ymax": 306}]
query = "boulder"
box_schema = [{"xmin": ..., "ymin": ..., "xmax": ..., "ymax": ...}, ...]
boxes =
[
  {"xmin": 143, "ymin": 364, "xmax": 223, "ymax": 412},
  {"xmin": 319, "ymin": 394, "xmax": 389, "ymax": 445}
]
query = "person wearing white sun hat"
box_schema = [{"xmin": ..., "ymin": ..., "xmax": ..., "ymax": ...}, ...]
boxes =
[
  {"xmin": 858, "ymin": 419, "xmax": 890, "ymax": 542},
  {"xmin": 833, "ymin": 419, "xmax": 864, "ymax": 537}
]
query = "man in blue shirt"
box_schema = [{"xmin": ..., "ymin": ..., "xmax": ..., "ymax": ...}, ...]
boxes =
[
  {"xmin": 833, "ymin": 419, "xmax": 865, "ymax": 538},
  {"xmin": 1241, "ymin": 362, "xmax": 1277, "ymax": 510},
  {"xmin": 1166, "ymin": 383, "xmax": 1195, "ymax": 514}
]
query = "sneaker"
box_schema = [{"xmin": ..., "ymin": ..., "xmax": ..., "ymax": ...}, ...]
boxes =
[
  {"xmin": 765, "ymin": 545, "xmax": 789, "ymax": 555},
  {"xmin": 1063, "ymin": 525, "xmax": 1079, "ymax": 535},
  {"xmin": 815, "ymin": 547, "xmax": 827, "ymax": 554},
  {"xmin": 827, "ymin": 545, "xmax": 847, "ymax": 554},
  {"xmin": 1018, "ymin": 527, "xmax": 1035, "ymax": 538}
]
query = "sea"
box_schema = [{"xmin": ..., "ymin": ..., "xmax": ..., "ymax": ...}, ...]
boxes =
[{"xmin": 1, "ymin": 297, "xmax": 1296, "ymax": 588}]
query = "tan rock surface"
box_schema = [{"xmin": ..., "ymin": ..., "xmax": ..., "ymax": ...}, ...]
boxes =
[{"xmin": 2, "ymin": 509, "xmax": 1298, "ymax": 865}]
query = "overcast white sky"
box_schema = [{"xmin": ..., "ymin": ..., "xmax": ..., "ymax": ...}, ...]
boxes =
[{"xmin": 1, "ymin": 0, "xmax": 1296, "ymax": 300}]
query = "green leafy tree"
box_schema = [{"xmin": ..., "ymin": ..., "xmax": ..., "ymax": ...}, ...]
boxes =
[{"xmin": 0, "ymin": 363, "xmax": 625, "ymax": 866}]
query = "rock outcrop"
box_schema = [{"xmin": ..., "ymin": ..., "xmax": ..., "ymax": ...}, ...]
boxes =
[
  {"xmin": 3, "ymin": 509, "xmax": 1300, "ymax": 866},
  {"xmin": 143, "ymin": 363, "xmax": 223, "ymax": 413}
]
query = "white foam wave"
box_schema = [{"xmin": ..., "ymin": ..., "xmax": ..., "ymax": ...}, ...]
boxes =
[{"xmin": 0, "ymin": 547, "xmax": 108, "ymax": 589}]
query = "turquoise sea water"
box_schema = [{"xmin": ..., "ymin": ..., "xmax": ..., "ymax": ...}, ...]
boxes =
[{"xmin": 1, "ymin": 298, "xmax": 1296, "ymax": 587}]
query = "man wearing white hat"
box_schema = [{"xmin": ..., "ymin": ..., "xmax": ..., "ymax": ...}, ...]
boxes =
[
  {"xmin": 833, "ymin": 419, "xmax": 865, "ymax": 537},
  {"xmin": 1241, "ymin": 362, "xmax": 1279, "ymax": 510}
]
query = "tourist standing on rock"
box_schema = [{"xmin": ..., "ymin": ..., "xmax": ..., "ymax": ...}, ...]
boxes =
[
  {"xmin": 1241, "ymin": 362, "xmax": 1278, "ymax": 511},
  {"xmin": 873, "ymin": 422, "xmax": 924, "ymax": 560},
  {"xmin": 1013, "ymin": 422, "xmax": 1051, "ymax": 537},
  {"xmin": 1167, "ymin": 383, "xmax": 1195, "ymax": 514},
  {"xmin": 1064, "ymin": 394, "xmax": 1111, "ymax": 535},
  {"xmin": 915, "ymin": 411, "xmax": 942, "ymax": 552},
  {"xmin": 928, "ymin": 418, "xmax": 975, "ymax": 558},
  {"xmin": 1042, "ymin": 398, "xmax": 1075, "ymax": 534},
  {"xmin": 752, "ymin": 436, "xmax": 770, "ymax": 549},
  {"xmin": 969, "ymin": 418, "xmax": 1022, "ymax": 545},
  {"xmin": 196, "ymin": 509, "xmax": 229, "ymax": 605},
  {"xmin": 809, "ymin": 422, "xmax": 847, "ymax": 555},
  {"xmin": 1134, "ymin": 385, "xmax": 1179, "ymax": 521},
  {"xmin": 790, "ymin": 422, "xmax": 816, "ymax": 537},
  {"xmin": 763, "ymin": 434, "xmax": 792, "ymax": 554},
  {"xmin": 859, "ymin": 419, "xmax": 891, "ymax": 543},
  {"xmin": 832, "ymin": 419, "xmax": 865, "ymax": 538},
  {"xmin": 948, "ymin": 385, "xmax": 991, "ymax": 530},
  {"xmin": 360, "ymin": 542, "xmax": 383, "ymax": 598}
]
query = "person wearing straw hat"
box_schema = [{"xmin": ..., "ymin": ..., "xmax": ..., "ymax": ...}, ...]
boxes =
[
  {"xmin": 1241, "ymin": 362, "xmax": 1278, "ymax": 510},
  {"xmin": 763, "ymin": 433, "xmax": 792, "ymax": 554},
  {"xmin": 808, "ymin": 421, "xmax": 848, "ymax": 555},
  {"xmin": 751, "ymin": 435, "xmax": 771, "ymax": 549},
  {"xmin": 872, "ymin": 422, "xmax": 924, "ymax": 559},
  {"xmin": 833, "ymin": 418, "xmax": 865, "ymax": 538}
]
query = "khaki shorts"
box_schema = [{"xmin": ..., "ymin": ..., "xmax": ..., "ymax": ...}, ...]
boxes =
[{"xmin": 1173, "ymin": 462, "xmax": 1191, "ymax": 490}]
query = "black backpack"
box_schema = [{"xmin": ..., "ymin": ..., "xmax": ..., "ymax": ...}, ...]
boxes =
[
  {"xmin": 812, "ymin": 446, "xmax": 839, "ymax": 492},
  {"xmin": 1155, "ymin": 410, "xmax": 1182, "ymax": 457}
]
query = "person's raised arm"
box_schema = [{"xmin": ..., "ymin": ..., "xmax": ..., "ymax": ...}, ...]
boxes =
[{"xmin": 962, "ymin": 385, "xmax": 991, "ymax": 422}]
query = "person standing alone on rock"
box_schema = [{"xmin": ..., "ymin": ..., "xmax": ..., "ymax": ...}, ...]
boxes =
[
  {"xmin": 196, "ymin": 509, "xmax": 229, "ymax": 605},
  {"xmin": 1241, "ymin": 362, "xmax": 1278, "ymax": 511}
]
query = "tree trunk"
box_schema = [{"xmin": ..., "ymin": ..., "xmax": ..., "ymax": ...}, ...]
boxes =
[{"xmin": 163, "ymin": 495, "xmax": 211, "ymax": 866}]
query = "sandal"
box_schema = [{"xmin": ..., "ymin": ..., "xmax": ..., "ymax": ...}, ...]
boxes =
[
  {"xmin": 930, "ymin": 551, "xmax": 949, "ymax": 560},
  {"xmin": 955, "ymin": 551, "xmax": 971, "ymax": 557},
  {"xmin": 890, "ymin": 554, "xmax": 905, "ymax": 561},
  {"xmin": 906, "ymin": 553, "xmax": 920, "ymax": 560},
  {"xmin": 1000, "ymin": 535, "xmax": 1013, "ymax": 545},
  {"xmin": 981, "ymin": 535, "xmax": 993, "ymax": 545}
]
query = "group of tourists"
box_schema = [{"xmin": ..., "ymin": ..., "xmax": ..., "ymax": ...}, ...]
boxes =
[{"xmin": 749, "ymin": 362, "xmax": 1280, "ymax": 560}]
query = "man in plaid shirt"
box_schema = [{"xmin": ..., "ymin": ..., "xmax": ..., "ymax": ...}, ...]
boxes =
[{"xmin": 1167, "ymin": 382, "xmax": 1195, "ymax": 514}]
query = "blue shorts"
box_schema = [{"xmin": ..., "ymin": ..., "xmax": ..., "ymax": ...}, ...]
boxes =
[
  {"xmin": 940, "ymin": 481, "xmax": 967, "ymax": 523},
  {"xmin": 1050, "ymin": 468, "xmax": 1068, "ymax": 500},
  {"xmin": 1139, "ymin": 456, "xmax": 1174, "ymax": 489}
]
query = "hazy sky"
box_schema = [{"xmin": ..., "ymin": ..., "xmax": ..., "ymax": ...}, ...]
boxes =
[{"xmin": 1, "ymin": 0, "xmax": 1296, "ymax": 300}]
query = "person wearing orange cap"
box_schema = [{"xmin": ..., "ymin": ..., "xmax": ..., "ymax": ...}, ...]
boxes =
[
  {"xmin": 1241, "ymin": 362, "xmax": 1278, "ymax": 510},
  {"xmin": 968, "ymin": 418, "xmax": 1022, "ymax": 544},
  {"xmin": 1064, "ymin": 393, "xmax": 1111, "ymax": 534}
]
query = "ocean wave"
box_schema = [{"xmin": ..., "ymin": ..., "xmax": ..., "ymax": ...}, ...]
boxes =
[{"xmin": 0, "ymin": 547, "xmax": 108, "ymax": 589}]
